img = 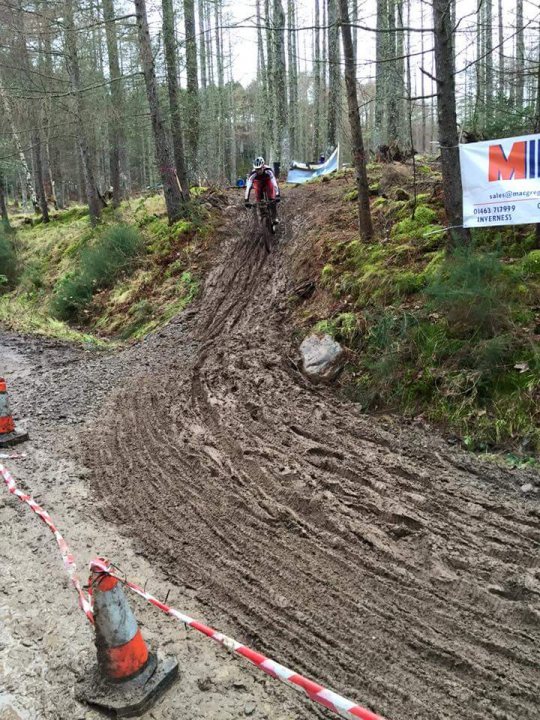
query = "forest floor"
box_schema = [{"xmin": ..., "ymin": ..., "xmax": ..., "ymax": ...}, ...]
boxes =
[{"xmin": 1, "ymin": 183, "xmax": 539, "ymax": 720}]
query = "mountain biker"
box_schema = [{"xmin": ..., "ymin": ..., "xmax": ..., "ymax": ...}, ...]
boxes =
[{"xmin": 244, "ymin": 157, "xmax": 280, "ymax": 229}]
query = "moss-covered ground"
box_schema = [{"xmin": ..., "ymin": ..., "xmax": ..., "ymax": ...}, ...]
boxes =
[
  {"xmin": 0, "ymin": 190, "xmax": 222, "ymax": 344},
  {"xmin": 290, "ymin": 161, "xmax": 540, "ymax": 459}
]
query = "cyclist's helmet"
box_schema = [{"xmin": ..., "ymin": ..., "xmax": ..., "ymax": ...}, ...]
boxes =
[{"xmin": 253, "ymin": 156, "xmax": 265, "ymax": 170}]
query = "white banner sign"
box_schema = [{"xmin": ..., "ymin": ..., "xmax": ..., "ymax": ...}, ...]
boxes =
[{"xmin": 459, "ymin": 133, "xmax": 540, "ymax": 228}]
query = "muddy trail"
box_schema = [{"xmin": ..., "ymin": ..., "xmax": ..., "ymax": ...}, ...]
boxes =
[{"xmin": 87, "ymin": 190, "xmax": 540, "ymax": 720}]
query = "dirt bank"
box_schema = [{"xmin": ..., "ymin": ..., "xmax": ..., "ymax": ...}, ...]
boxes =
[{"xmin": 84, "ymin": 191, "xmax": 540, "ymax": 720}]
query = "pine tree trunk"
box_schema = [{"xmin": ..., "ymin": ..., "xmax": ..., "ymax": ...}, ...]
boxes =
[
  {"xmin": 485, "ymin": 0, "xmax": 493, "ymax": 107},
  {"xmin": 162, "ymin": 0, "xmax": 189, "ymax": 197},
  {"xmin": 515, "ymin": 0, "xmax": 524, "ymax": 108},
  {"xmin": 386, "ymin": 0, "xmax": 398, "ymax": 143},
  {"xmin": 256, "ymin": 0, "xmax": 269, "ymax": 158},
  {"xmin": 351, "ymin": 0, "xmax": 358, "ymax": 59},
  {"xmin": 184, "ymin": 0, "xmax": 200, "ymax": 175},
  {"xmin": 387, "ymin": 0, "xmax": 404, "ymax": 146},
  {"xmin": 265, "ymin": 0, "xmax": 275, "ymax": 159},
  {"xmin": 474, "ymin": 0, "xmax": 484, "ymax": 127},
  {"xmin": 535, "ymin": 33, "xmax": 540, "ymax": 248},
  {"xmin": 273, "ymin": 0, "xmax": 288, "ymax": 168},
  {"xmin": 338, "ymin": 0, "xmax": 373, "ymax": 240},
  {"xmin": 374, "ymin": 0, "xmax": 388, "ymax": 147},
  {"xmin": 40, "ymin": 12, "xmax": 61, "ymax": 208},
  {"xmin": 432, "ymin": 0, "xmax": 468, "ymax": 245},
  {"xmin": 420, "ymin": 0, "xmax": 426, "ymax": 151},
  {"xmin": 134, "ymin": 0, "xmax": 185, "ymax": 223},
  {"xmin": 64, "ymin": 0, "xmax": 103, "ymax": 225},
  {"xmin": 313, "ymin": 0, "xmax": 321, "ymax": 158},
  {"xmin": 199, "ymin": 0, "xmax": 207, "ymax": 89},
  {"xmin": 215, "ymin": 0, "xmax": 226, "ymax": 179},
  {"xmin": 102, "ymin": 0, "xmax": 127, "ymax": 207},
  {"xmin": 287, "ymin": 0, "xmax": 298, "ymax": 159},
  {"xmin": 0, "ymin": 171, "xmax": 9, "ymax": 227},
  {"xmin": 32, "ymin": 132, "xmax": 50, "ymax": 222},
  {"xmin": 497, "ymin": 0, "xmax": 504, "ymax": 94},
  {"xmin": 327, "ymin": 0, "xmax": 340, "ymax": 151}
]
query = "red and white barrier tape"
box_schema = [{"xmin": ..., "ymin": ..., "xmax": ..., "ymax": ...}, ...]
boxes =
[
  {"xmin": 90, "ymin": 559, "xmax": 386, "ymax": 720},
  {"xmin": 1, "ymin": 462, "xmax": 387, "ymax": 720}
]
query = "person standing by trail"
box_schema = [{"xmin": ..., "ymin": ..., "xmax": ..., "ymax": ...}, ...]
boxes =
[{"xmin": 244, "ymin": 157, "xmax": 281, "ymax": 231}]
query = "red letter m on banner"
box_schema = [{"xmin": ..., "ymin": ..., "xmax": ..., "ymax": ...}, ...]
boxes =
[{"xmin": 488, "ymin": 141, "xmax": 526, "ymax": 181}]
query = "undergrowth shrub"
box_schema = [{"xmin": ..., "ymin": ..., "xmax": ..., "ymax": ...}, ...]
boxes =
[
  {"xmin": 0, "ymin": 225, "xmax": 18, "ymax": 290},
  {"xmin": 424, "ymin": 245, "xmax": 518, "ymax": 337},
  {"xmin": 52, "ymin": 224, "xmax": 143, "ymax": 320}
]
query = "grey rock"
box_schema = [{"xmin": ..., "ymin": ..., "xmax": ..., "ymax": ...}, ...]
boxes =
[
  {"xmin": 244, "ymin": 701, "xmax": 256, "ymax": 716},
  {"xmin": 197, "ymin": 676, "xmax": 213, "ymax": 691},
  {"xmin": 300, "ymin": 334, "xmax": 345, "ymax": 382},
  {"xmin": 520, "ymin": 483, "xmax": 534, "ymax": 493}
]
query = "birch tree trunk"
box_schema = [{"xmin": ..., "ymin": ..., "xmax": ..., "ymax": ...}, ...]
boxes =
[
  {"xmin": 338, "ymin": 0, "xmax": 373, "ymax": 240},
  {"xmin": 162, "ymin": 0, "xmax": 189, "ymax": 196},
  {"xmin": 64, "ymin": 0, "xmax": 104, "ymax": 225},
  {"xmin": 134, "ymin": 0, "xmax": 185, "ymax": 223},
  {"xmin": 432, "ymin": 0, "xmax": 468, "ymax": 245}
]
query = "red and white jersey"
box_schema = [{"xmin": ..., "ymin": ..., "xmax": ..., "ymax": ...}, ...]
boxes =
[{"xmin": 245, "ymin": 166, "xmax": 280, "ymax": 201}]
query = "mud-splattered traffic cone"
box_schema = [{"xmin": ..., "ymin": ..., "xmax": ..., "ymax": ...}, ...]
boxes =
[
  {"xmin": 0, "ymin": 378, "xmax": 28, "ymax": 448},
  {"xmin": 78, "ymin": 564, "xmax": 178, "ymax": 717}
]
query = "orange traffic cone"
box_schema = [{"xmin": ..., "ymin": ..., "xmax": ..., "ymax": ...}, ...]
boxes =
[
  {"xmin": 0, "ymin": 378, "xmax": 28, "ymax": 448},
  {"xmin": 78, "ymin": 564, "xmax": 178, "ymax": 717}
]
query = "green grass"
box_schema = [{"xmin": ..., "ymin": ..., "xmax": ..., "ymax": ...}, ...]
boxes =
[
  {"xmin": 0, "ymin": 193, "xmax": 214, "ymax": 344},
  {"xmin": 0, "ymin": 293, "xmax": 109, "ymax": 346}
]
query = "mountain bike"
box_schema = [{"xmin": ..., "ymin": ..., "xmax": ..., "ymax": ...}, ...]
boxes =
[{"xmin": 245, "ymin": 196, "xmax": 279, "ymax": 252}]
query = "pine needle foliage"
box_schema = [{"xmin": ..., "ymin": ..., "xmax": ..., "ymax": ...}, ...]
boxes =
[
  {"xmin": 424, "ymin": 245, "xmax": 517, "ymax": 337},
  {"xmin": 52, "ymin": 224, "xmax": 143, "ymax": 320}
]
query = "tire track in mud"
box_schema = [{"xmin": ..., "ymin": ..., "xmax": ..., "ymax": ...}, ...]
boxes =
[{"xmin": 90, "ymin": 192, "xmax": 540, "ymax": 720}]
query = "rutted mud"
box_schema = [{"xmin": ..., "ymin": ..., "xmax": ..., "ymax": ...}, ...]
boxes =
[{"xmin": 89, "ymin": 192, "xmax": 540, "ymax": 720}]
